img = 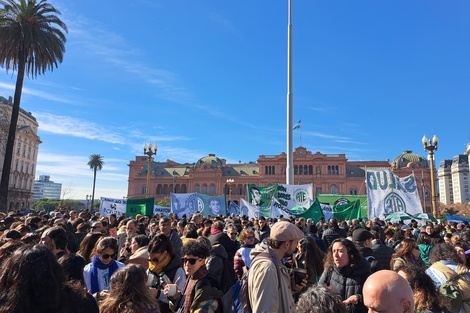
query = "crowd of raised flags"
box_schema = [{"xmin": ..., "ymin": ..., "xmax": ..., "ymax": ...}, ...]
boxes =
[{"xmin": 98, "ymin": 169, "xmax": 441, "ymax": 224}]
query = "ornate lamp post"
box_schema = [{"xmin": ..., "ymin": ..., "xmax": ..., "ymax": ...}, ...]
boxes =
[
  {"xmin": 86, "ymin": 194, "xmax": 91, "ymax": 210},
  {"xmin": 422, "ymin": 135, "xmax": 438, "ymax": 217},
  {"xmin": 143, "ymin": 143, "xmax": 158, "ymax": 198},
  {"xmin": 226, "ymin": 178, "xmax": 234, "ymax": 205}
]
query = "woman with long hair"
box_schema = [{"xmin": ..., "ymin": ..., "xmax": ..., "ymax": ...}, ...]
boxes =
[
  {"xmin": 0, "ymin": 244, "xmax": 98, "ymax": 313},
  {"xmin": 397, "ymin": 264, "xmax": 450, "ymax": 313},
  {"xmin": 100, "ymin": 264, "xmax": 160, "ymax": 313},
  {"xmin": 318, "ymin": 238, "xmax": 371, "ymax": 313},
  {"xmin": 296, "ymin": 236, "xmax": 325, "ymax": 285},
  {"xmin": 147, "ymin": 234, "xmax": 186, "ymax": 313},
  {"xmin": 390, "ymin": 238, "xmax": 426, "ymax": 271},
  {"xmin": 83, "ymin": 236, "xmax": 125, "ymax": 299},
  {"xmin": 77, "ymin": 232, "xmax": 103, "ymax": 263}
]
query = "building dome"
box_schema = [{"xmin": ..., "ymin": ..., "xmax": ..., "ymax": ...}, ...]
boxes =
[
  {"xmin": 195, "ymin": 154, "xmax": 223, "ymax": 169},
  {"xmin": 392, "ymin": 150, "xmax": 429, "ymax": 169}
]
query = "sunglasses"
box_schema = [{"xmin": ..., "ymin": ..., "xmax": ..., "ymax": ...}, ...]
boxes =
[
  {"xmin": 181, "ymin": 257, "xmax": 202, "ymax": 265},
  {"xmin": 100, "ymin": 253, "xmax": 115, "ymax": 260}
]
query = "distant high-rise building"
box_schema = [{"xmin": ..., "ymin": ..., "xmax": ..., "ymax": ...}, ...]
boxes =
[
  {"xmin": 33, "ymin": 175, "xmax": 62, "ymax": 201},
  {"xmin": 0, "ymin": 96, "xmax": 41, "ymax": 210},
  {"xmin": 438, "ymin": 144, "xmax": 470, "ymax": 205}
]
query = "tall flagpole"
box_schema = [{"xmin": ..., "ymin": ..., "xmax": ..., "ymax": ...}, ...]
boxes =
[{"xmin": 286, "ymin": 0, "xmax": 294, "ymax": 185}]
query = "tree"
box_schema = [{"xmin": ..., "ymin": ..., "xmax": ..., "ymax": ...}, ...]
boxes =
[
  {"xmin": 87, "ymin": 154, "xmax": 104, "ymax": 211},
  {"xmin": 0, "ymin": 0, "xmax": 67, "ymax": 211}
]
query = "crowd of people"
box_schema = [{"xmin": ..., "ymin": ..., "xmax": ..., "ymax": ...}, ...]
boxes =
[{"xmin": 0, "ymin": 208, "xmax": 469, "ymax": 313}]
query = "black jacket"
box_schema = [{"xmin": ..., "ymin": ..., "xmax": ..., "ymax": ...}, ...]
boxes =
[
  {"xmin": 147, "ymin": 255, "xmax": 183, "ymax": 313},
  {"xmin": 322, "ymin": 227, "xmax": 347, "ymax": 247},
  {"xmin": 319, "ymin": 259, "xmax": 371, "ymax": 313},
  {"xmin": 255, "ymin": 225, "xmax": 271, "ymax": 243},
  {"xmin": 208, "ymin": 232, "xmax": 238, "ymax": 264},
  {"xmin": 371, "ymin": 240, "xmax": 395, "ymax": 271}
]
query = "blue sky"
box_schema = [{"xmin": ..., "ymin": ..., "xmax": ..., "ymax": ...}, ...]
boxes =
[{"xmin": 1, "ymin": 0, "xmax": 469, "ymax": 200}]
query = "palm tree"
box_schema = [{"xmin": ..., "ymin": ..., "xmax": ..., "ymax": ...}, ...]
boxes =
[
  {"xmin": 87, "ymin": 154, "xmax": 104, "ymax": 211},
  {"xmin": 0, "ymin": 0, "xmax": 67, "ymax": 211}
]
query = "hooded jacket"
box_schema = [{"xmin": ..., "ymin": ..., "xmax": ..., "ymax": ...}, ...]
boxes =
[{"xmin": 247, "ymin": 243, "xmax": 296, "ymax": 313}]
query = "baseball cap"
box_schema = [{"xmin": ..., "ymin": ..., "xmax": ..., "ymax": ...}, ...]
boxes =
[
  {"xmin": 269, "ymin": 221, "xmax": 304, "ymax": 241},
  {"xmin": 352, "ymin": 228, "xmax": 374, "ymax": 242}
]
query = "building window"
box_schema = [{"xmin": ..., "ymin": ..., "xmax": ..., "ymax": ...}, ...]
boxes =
[
  {"xmin": 316, "ymin": 187, "xmax": 322, "ymax": 195},
  {"xmin": 309, "ymin": 165, "xmax": 313, "ymax": 175},
  {"xmin": 328, "ymin": 165, "xmax": 331, "ymax": 175},
  {"xmin": 294, "ymin": 165, "xmax": 298, "ymax": 175},
  {"xmin": 142, "ymin": 185, "xmax": 146, "ymax": 194},
  {"xmin": 299, "ymin": 165, "xmax": 303, "ymax": 175},
  {"xmin": 335, "ymin": 165, "xmax": 339, "ymax": 175},
  {"xmin": 209, "ymin": 184, "xmax": 215, "ymax": 196},
  {"xmin": 304, "ymin": 165, "xmax": 308, "ymax": 175},
  {"xmin": 272, "ymin": 166, "xmax": 275, "ymax": 175},
  {"xmin": 330, "ymin": 184, "xmax": 338, "ymax": 194},
  {"xmin": 195, "ymin": 184, "xmax": 200, "ymax": 193},
  {"xmin": 202, "ymin": 184, "xmax": 207, "ymax": 194},
  {"xmin": 265, "ymin": 166, "xmax": 269, "ymax": 175}
]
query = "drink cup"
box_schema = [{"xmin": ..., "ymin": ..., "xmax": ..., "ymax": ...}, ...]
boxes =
[
  {"xmin": 293, "ymin": 268, "xmax": 307, "ymax": 285},
  {"xmin": 167, "ymin": 283, "xmax": 177, "ymax": 297}
]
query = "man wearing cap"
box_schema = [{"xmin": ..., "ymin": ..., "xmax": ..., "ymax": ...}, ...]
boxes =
[
  {"xmin": 248, "ymin": 221, "xmax": 306, "ymax": 312},
  {"xmin": 352, "ymin": 228, "xmax": 379, "ymax": 272}
]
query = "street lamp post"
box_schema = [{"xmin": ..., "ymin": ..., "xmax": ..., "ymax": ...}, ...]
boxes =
[
  {"xmin": 422, "ymin": 135, "xmax": 438, "ymax": 217},
  {"xmin": 143, "ymin": 143, "xmax": 158, "ymax": 199},
  {"xmin": 226, "ymin": 178, "xmax": 234, "ymax": 205}
]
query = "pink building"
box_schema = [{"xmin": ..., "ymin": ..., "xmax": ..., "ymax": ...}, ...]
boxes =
[{"xmin": 127, "ymin": 147, "xmax": 434, "ymax": 213}]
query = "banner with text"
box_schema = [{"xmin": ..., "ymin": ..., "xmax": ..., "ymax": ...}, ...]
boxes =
[
  {"xmin": 277, "ymin": 183, "xmax": 313, "ymax": 211},
  {"xmin": 317, "ymin": 194, "xmax": 368, "ymax": 219},
  {"xmin": 100, "ymin": 197, "xmax": 127, "ymax": 218},
  {"xmin": 366, "ymin": 170, "xmax": 423, "ymax": 219}
]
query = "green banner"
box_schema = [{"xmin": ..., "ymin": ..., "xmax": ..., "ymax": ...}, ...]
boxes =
[
  {"xmin": 247, "ymin": 184, "xmax": 277, "ymax": 210},
  {"xmin": 197, "ymin": 194, "xmax": 227, "ymax": 216},
  {"xmin": 332, "ymin": 200, "xmax": 362, "ymax": 221},
  {"xmin": 296, "ymin": 199, "xmax": 325, "ymax": 222},
  {"xmin": 126, "ymin": 198, "xmax": 154, "ymax": 218},
  {"xmin": 317, "ymin": 194, "xmax": 368, "ymax": 218}
]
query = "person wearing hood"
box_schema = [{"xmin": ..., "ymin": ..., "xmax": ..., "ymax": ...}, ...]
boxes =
[{"xmin": 318, "ymin": 238, "xmax": 372, "ymax": 313}]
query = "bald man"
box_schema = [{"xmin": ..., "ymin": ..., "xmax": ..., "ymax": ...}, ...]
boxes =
[{"xmin": 363, "ymin": 270, "xmax": 414, "ymax": 313}]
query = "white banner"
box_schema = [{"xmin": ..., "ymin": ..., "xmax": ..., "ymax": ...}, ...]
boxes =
[
  {"xmin": 100, "ymin": 197, "xmax": 172, "ymax": 218},
  {"xmin": 100, "ymin": 197, "xmax": 127, "ymax": 217},
  {"xmin": 240, "ymin": 199, "xmax": 260, "ymax": 220},
  {"xmin": 277, "ymin": 183, "xmax": 313, "ymax": 210},
  {"xmin": 366, "ymin": 170, "xmax": 423, "ymax": 219}
]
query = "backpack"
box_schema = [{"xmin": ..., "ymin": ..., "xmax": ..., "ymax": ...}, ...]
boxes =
[
  {"xmin": 221, "ymin": 251, "xmax": 281, "ymax": 313},
  {"xmin": 431, "ymin": 262, "xmax": 470, "ymax": 313},
  {"xmin": 209, "ymin": 245, "xmax": 237, "ymax": 294}
]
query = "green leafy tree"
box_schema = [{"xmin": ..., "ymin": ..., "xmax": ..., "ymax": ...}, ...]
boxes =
[
  {"xmin": 32, "ymin": 198, "xmax": 59, "ymax": 212},
  {"xmin": 87, "ymin": 154, "xmax": 104, "ymax": 210},
  {"xmin": 0, "ymin": 0, "xmax": 67, "ymax": 211}
]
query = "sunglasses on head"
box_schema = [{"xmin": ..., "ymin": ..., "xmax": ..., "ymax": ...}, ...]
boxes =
[
  {"xmin": 100, "ymin": 253, "xmax": 115, "ymax": 260},
  {"xmin": 181, "ymin": 257, "xmax": 202, "ymax": 265}
]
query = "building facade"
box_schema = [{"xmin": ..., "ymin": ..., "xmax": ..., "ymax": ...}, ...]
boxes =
[
  {"xmin": 33, "ymin": 175, "xmax": 62, "ymax": 201},
  {"xmin": 0, "ymin": 96, "xmax": 41, "ymax": 210},
  {"xmin": 438, "ymin": 144, "xmax": 470, "ymax": 205},
  {"xmin": 127, "ymin": 146, "xmax": 435, "ymax": 213}
]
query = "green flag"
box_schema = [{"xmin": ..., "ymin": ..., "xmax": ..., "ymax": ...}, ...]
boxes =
[
  {"xmin": 296, "ymin": 199, "xmax": 324, "ymax": 222},
  {"xmin": 332, "ymin": 200, "xmax": 361, "ymax": 221},
  {"xmin": 126, "ymin": 198, "xmax": 154, "ymax": 218}
]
